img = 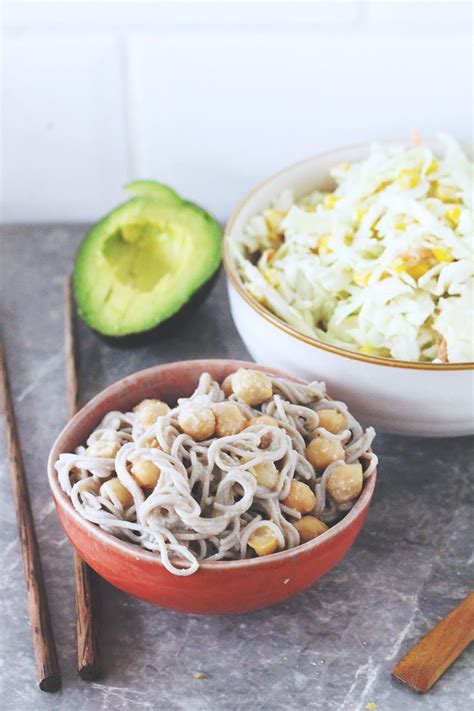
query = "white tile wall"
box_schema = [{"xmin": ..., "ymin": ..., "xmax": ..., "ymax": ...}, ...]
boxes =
[
  {"xmin": 2, "ymin": 34, "xmax": 129, "ymax": 221},
  {"xmin": 1, "ymin": 1, "xmax": 472, "ymax": 223},
  {"xmin": 130, "ymin": 27, "xmax": 472, "ymax": 220}
]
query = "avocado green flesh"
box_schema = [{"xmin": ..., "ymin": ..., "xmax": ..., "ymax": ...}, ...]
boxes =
[
  {"xmin": 74, "ymin": 198, "xmax": 221, "ymax": 337},
  {"xmin": 103, "ymin": 223, "xmax": 185, "ymax": 293},
  {"xmin": 123, "ymin": 180, "xmax": 182, "ymax": 205}
]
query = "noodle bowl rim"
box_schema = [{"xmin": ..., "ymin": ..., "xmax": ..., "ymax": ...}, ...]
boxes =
[{"xmin": 48, "ymin": 359, "xmax": 377, "ymax": 573}]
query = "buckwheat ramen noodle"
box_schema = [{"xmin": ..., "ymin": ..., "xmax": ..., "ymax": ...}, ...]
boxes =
[{"xmin": 56, "ymin": 369, "xmax": 377, "ymax": 576}]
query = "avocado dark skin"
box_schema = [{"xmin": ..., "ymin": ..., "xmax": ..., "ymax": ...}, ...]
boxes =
[{"xmin": 83, "ymin": 267, "xmax": 221, "ymax": 348}]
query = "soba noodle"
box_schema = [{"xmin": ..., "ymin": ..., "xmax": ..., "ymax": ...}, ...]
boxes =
[{"xmin": 56, "ymin": 370, "xmax": 377, "ymax": 576}]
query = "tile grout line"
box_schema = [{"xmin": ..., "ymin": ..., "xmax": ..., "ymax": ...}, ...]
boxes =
[{"xmin": 118, "ymin": 33, "xmax": 139, "ymax": 181}]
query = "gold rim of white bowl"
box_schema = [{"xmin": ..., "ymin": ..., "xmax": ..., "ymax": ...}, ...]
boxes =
[{"xmin": 223, "ymin": 142, "xmax": 474, "ymax": 372}]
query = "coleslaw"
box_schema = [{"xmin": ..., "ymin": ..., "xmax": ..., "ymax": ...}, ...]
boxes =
[{"xmin": 233, "ymin": 135, "xmax": 473, "ymax": 363}]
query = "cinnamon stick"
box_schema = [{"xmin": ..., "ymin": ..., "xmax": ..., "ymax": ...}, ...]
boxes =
[
  {"xmin": 392, "ymin": 591, "xmax": 474, "ymax": 693},
  {"xmin": 0, "ymin": 343, "xmax": 61, "ymax": 692},
  {"xmin": 64, "ymin": 277, "xmax": 101, "ymax": 681}
]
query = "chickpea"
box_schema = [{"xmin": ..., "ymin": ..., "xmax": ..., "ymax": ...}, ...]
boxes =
[
  {"xmin": 86, "ymin": 441, "xmax": 120, "ymax": 459},
  {"xmin": 306, "ymin": 435, "xmax": 345, "ymax": 472},
  {"xmin": 134, "ymin": 398, "xmax": 169, "ymax": 415},
  {"xmin": 246, "ymin": 416, "xmax": 279, "ymax": 448},
  {"xmin": 248, "ymin": 526, "xmax": 279, "ymax": 556},
  {"xmin": 295, "ymin": 516, "xmax": 328, "ymax": 543},
  {"xmin": 140, "ymin": 437, "xmax": 160, "ymax": 449},
  {"xmin": 178, "ymin": 405, "xmax": 216, "ymax": 441},
  {"xmin": 211, "ymin": 402, "xmax": 247, "ymax": 437},
  {"xmin": 231, "ymin": 369, "xmax": 273, "ymax": 406},
  {"xmin": 221, "ymin": 374, "xmax": 234, "ymax": 397},
  {"xmin": 70, "ymin": 466, "xmax": 82, "ymax": 480},
  {"xmin": 326, "ymin": 463, "xmax": 363, "ymax": 504},
  {"xmin": 316, "ymin": 408, "xmax": 347, "ymax": 434},
  {"xmin": 282, "ymin": 480, "xmax": 316, "ymax": 514},
  {"xmin": 100, "ymin": 477, "xmax": 133, "ymax": 507},
  {"xmin": 251, "ymin": 461, "xmax": 279, "ymax": 490},
  {"xmin": 246, "ymin": 415, "xmax": 279, "ymax": 429},
  {"xmin": 131, "ymin": 459, "xmax": 161, "ymax": 489},
  {"xmin": 134, "ymin": 399, "xmax": 170, "ymax": 429}
]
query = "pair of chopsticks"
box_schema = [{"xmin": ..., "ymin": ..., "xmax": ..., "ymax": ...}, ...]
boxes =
[{"xmin": 0, "ymin": 278, "xmax": 99, "ymax": 692}]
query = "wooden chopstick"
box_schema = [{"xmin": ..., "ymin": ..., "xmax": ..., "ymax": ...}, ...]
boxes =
[
  {"xmin": 65, "ymin": 276, "xmax": 80, "ymax": 419},
  {"xmin": 0, "ymin": 343, "xmax": 61, "ymax": 692},
  {"xmin": 392, "ymin": 591, "xmax": 474, "ymax": 693},
  {"xmin": 64, "ymin": 276, "xmax": 101, "ymax": 681}
]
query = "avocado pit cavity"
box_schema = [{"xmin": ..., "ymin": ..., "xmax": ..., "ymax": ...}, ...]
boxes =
[{"xmin": 103, "ymin": 223, "xmax": 185, "ymax": 293}]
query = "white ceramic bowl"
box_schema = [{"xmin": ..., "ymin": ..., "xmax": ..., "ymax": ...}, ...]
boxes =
[{"xmin": 224, "ymin": 142, "xmax": 474, "ymax": 437}]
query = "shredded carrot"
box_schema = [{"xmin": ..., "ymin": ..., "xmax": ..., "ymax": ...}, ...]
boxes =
[
  {"xmin": 410, "ymin": 128, "xmax": 423, "ymax": 147},
  {"xmin": 438, "ymin": 337, "xmax": 448, "ymax": 363}
]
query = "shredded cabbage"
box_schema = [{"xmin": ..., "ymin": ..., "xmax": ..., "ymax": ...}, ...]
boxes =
[{"xmin": 234, "ymin": 135, "xmax": 473, "ymax": 363}]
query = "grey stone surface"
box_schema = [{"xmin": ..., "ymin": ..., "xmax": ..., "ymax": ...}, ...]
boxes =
[{"xmin": 0, "ymin": 224, "xmax": 473, "ymax": 711}]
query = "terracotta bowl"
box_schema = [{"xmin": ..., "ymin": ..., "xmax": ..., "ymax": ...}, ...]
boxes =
[{"xmin": 47, "ymin": 359, "xmax": 377, "ymax": 615}]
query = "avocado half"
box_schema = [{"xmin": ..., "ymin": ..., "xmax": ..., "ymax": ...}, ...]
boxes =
[{"xmin": 73, "ymin": 182, "xmax": 222, "ymax": 338}]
